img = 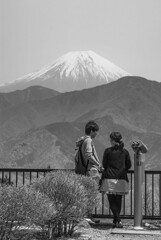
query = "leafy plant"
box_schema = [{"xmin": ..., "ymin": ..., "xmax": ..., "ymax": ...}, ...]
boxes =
[
  {"xmin": 76, "ymin": 174, "xmax": 99, "ymax": 216},
  {"xmin": 32, "ymin": 170, "xmax": 99, "ymax": 237},
  {"xmin": 0, "ymin": 185, "xmax": 55, "ymax": 240}
]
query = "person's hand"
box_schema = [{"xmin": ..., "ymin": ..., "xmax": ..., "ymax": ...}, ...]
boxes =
[{"xmin": 99, "ymin": 166, "xmax": 104, "ymax": 173}]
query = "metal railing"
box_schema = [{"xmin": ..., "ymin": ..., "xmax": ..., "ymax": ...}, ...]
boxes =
[{"xmin": 0, "ymin": 168, "xmax": 161, "ymax": 220}]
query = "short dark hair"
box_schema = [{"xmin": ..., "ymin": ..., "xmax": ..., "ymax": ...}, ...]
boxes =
[{"xmin": 85, "ymin": 120, "xmax": 99, "ymax": 135}]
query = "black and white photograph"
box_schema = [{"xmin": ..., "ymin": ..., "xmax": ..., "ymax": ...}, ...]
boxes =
[{"xmin": 0, "ymin": 0, "xmax": 161, "ymax": 239}]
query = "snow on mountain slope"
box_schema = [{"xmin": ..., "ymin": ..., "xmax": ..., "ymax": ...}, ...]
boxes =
[
  {"xmin": 53, "ymin": 51, "xmax": 129, "ymax": 80},
  {"xmin": 0, "ymin": 51, "xmax": 130, "ymax": 93}
]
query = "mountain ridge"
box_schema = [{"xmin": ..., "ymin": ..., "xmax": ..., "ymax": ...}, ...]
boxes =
[
  {"xmin": 0, "ymin": 76, "xmax": 161, "ymax": 169},
  {"xmin": 1, "ymin": 76, "xmax": 161, "ymax": 137},
  {"xmin": 0, "ymin": 85, "xmax": 59, "ymax": 106},
  {"xmin": 1, "ymin": 118, "xmax": 161, "ymax": 170}
]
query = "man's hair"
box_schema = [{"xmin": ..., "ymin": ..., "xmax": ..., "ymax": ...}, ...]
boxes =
[{"xmin": 85, "ymin": 120, "xmax": 99, "ymax": 135}]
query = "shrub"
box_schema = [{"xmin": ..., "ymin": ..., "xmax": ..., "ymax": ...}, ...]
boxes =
[
  {"xmin": 0, "ymin": 185, "xmax": 55, "ymax": 240},
  {"xmin": 32, "ymin": 170, "xmax": 99, "ymax": 237},
  {"xmin": 76, "ymin": 174, "xmax": 99, "ymax": 216}
]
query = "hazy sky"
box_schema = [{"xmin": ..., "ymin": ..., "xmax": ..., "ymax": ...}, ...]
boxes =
[{"xmin": 0, "ymin": 0, "xmax": 161, "ymax": 84}]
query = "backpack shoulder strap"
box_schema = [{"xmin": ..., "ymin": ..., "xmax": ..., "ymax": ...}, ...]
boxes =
[{"xmin": 80, "ymin": 137, "xmax": 89, "ymax": 173}]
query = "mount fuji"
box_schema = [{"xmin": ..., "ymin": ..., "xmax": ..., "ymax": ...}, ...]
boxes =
[{"xmin": 0, "ymin": 51, "xmax": 130, "ymax": 93}]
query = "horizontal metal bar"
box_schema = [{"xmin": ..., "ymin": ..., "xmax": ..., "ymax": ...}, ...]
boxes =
[
  {"xmin": 92, "ymin": 214, "xmax": 161, "ymax": 220},
  {"xmin": 1, "ymin": 169, "xmax": 161, "ymax": 174},
  {"xmin": 0, "ymin": 168, "xmax": 74, "ymax": 172},
  {"xmin": 0, "ymin": 169, "xmax": 135, "ymax": 176}
]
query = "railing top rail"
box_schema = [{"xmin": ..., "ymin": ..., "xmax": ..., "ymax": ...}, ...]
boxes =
[
  {"xmin": 0, "ymin": 168, "xmax": 74, "ymax": 172},
  {"xmin": 144, "ymin": 170, "xmax": 161, "ymax": 174},
  {"xmin": 0, "ymin": 168, "xmax": 161, "ymax": 174}
]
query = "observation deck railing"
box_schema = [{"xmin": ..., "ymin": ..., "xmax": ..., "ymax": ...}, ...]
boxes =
[{"xmin": 0, "ymin": 168, "xmax": 161, "ymax": 220}]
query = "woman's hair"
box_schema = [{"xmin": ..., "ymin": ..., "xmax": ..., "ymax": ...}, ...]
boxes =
[
  {"xmin": 85, "ymin": 120, "xmax": 99, "ymax": 135},
  {"xmin": 110, "ymin": 132, "xmax": 124, "ymax": 150}
]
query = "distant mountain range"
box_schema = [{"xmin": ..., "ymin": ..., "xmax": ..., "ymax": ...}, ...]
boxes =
[
  {"xmin": 0, "ymin": 51, "xmax": 129, "ymax": 93},
  {"xmin": 0, "ymin": 85, "xmax": 59, "ymax": 108},
  {"xmin": 0, "ymin": 76, "xmax": 161, "ymax": 170}
]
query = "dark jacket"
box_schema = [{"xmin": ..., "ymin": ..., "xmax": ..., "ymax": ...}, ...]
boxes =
[{"xmin": 102, "ymin": 147, "xmax": 131, "ymax": 182}]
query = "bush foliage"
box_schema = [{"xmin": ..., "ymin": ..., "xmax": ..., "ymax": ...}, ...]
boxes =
[
  {"xmin": 0, "ymin": 185, "xmax": 55, "ymax": 240},
  {"xmin": 76, "ymin": 174, "xmax": 99, "ymax": 216},
  {"xmin": 32, "ymin": 170, "xmax": 99, "ymax": 237},
  {"xmin": 0, "ymin": 171, "xmax": 99, "ymax": 239}
]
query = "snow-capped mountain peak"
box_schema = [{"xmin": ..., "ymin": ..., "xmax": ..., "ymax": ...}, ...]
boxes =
[
  {"xmin": 53, "ymin": 50, "xmax": 129, "ymax": 80},
  {"xmin": 0, "ymin": 51, "xmax": 130, "ymax": 92}
]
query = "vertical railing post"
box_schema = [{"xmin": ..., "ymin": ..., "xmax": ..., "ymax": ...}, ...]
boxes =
[
  {"xmin": 144, "ymin": 173, "xmax": 147, "ymax": 217},
  {"xmin": 130, "ymin": 172, "xmax": 133, "ymax": 216},
  {"xmin": 159, "ymin": 174, "xmax": 161, "ymax": 216},
  {"xmin": 102, "ymin": 193, "xmax": 104, "ymax": 215},
  {"xmin": 134, "ymin": 151, "xmax": 144, "ymax": 229}
]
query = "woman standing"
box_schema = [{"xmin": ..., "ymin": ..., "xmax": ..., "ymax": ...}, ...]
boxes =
[{"xmin": 100, "ymin": 132, "xmax": 131, "ymax": 228}]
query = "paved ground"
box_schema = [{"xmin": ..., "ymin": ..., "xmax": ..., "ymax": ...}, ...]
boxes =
[
  {"xmin": 65, "ymin": 219, "xmax": 161, "ymax": 240},
  {"xmin": 25, "ymin": 219, "xmax": 161, "ymax": 239},
  {"xmin": 91, "ymin": 222, "xmax": 161, "ymax": 240}
]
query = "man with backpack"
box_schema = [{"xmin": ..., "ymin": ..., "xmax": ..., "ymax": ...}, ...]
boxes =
[
  {"xmin": 75, "ymin": 120, "xmax": 102, "ymax": 224},
  {"xmin": 75, "ymin": 120, "xmax": 102, "ymax": 183}
]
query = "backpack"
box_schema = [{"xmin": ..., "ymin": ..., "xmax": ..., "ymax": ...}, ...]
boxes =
[{"xmin": 75, "ymin": 139, "xmax": 89, "ymax": 175}]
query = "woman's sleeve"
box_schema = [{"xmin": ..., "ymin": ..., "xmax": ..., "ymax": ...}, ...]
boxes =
[{"xmin": 125, "ymin": 150, "xmax": 132, "ymax": 170}]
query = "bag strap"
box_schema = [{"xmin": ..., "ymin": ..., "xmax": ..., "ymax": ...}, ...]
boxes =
[
  {"xmin": 79, "ymin": 138, "xmax": 89, "ymax": 175},
  {"xmin": 85, "ymin": 160, "xmax": 89, "ymax": 176}
]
